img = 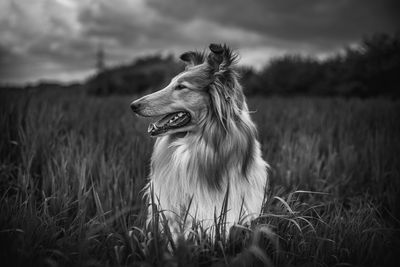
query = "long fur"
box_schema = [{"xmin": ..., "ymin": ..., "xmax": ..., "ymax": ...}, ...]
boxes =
[{"xmin": 132, "ymin": 44, "xmax": 269, "ymax": 237}]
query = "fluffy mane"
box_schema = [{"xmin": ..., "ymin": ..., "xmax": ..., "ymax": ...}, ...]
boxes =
[{"xmin": 178, "ymin": 45, "xmax": 256, "ymax": 190}]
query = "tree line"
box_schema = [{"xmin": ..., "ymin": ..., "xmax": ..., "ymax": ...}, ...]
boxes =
[{"xmin": 87, "ymin": 32, "xmax": 400, "ymax": 97}]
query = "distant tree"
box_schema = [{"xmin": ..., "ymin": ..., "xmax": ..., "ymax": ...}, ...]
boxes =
[
  {"xmin": 87, "ymin": 53, "xmax": 183, "ymax": 96},
  {"xmin": 359, "ymin": 32, "xmax": 400, "ymax": 96},
  {"xmin": 325, "ymin": 32, "xmax": 400, "ymax": 97},
  {"xmin": 237, "ymin": 66, "xmax": 263, "ymax": 95},
  {"xmin": 258, "ymin": 55, "xmax": 323, "ymax": 95},
  {"xmin": 253, "ymin": 32, "xmax": 400, "ymax": 97}
]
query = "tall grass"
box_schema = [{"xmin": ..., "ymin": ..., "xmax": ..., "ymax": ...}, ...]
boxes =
[{"xmin": 0, "ymin": 90, "xmax": 399, "ymax": 266}]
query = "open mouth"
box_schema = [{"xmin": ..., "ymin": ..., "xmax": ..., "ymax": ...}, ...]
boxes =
[{"xmin": 147, "ymin": 111, "xmax": 191, "ymax": 136}]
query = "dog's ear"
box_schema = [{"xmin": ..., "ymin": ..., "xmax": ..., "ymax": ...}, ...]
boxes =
[
  {"xmin": 179, "ymin": 51, "xmax": 204, "ymax": 67},
  {"xmin": 207, "ymin": 43, "xmax": 224, "ymax": 70},
  {"xmin": 207, "ymin": 43, "xmax": 238, "ymax": 72},
  {"xmin": 207, "ymin": 44, "xmax": 242, "ymax": 108}
]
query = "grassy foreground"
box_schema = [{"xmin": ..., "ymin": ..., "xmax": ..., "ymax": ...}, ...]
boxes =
[{"xmin": 0, "ymin": 90, "xmax": 399, "ymax": 266}]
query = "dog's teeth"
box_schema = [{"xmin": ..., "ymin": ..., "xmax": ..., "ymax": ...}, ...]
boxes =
[
  {"xmin": 148, "ymin": 123, "xmax": 157, "ymax": 133},
  {"xmin": 169, "ymin": 119, "xmax": 173, "ymax": 123},
  {"xmin": 178, "ymin": 113, "xmax": 183, "ymax": 117}
]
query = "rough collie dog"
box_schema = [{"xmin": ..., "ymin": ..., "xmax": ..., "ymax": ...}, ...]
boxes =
[{"xmin": 130, "ymin": 44, "xmax": 269, "ymax": 237}]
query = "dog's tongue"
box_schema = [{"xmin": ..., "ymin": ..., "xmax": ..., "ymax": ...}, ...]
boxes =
[{"xmin": 148, "ymin": 111, "xmax": 190, "ymax": 136}]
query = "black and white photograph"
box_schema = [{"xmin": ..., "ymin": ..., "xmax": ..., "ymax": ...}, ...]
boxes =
[{"xmin": 0, "ymin": 0, "xmax": 399, "ymax": 266}]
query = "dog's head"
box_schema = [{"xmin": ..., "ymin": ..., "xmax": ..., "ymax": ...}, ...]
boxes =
[{"xmin": 130, "ymin": 44, "xmax": 244, "ymax": 137}]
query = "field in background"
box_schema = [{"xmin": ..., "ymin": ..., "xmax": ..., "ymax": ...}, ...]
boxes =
[{"xmin": 0, "ymin": 90, "xmax": 399, "ymax": 266}]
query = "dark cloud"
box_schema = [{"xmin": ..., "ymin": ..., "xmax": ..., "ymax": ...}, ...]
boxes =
[
  {"xmin": 76, "ymin": 1, "xmax": 262, "ymax": 50},
  {"xmin": 0, "ymin": 0, "xmax": 398, "ymax": 84},
  {"xmin": 148, "ymin": 0, "xmax": 399, "ymax": 50}
]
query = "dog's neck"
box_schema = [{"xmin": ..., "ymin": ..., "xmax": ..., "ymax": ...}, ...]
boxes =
[
  {"xmin": 153, "ymin": 109, "xmax": 258, "ymax": 191},
  {"xmin": 170, "ymin": 131, "xmax": 188, "ymax": 139}
]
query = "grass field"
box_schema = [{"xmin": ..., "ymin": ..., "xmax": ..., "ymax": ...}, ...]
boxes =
[{"xmin": 0, "ymin": 90, "xmax": 399, "ymax": 266}]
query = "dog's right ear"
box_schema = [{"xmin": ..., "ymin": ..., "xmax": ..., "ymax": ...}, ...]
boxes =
[{"xmin": 179, "ymin": 51, "xmax": 204, "ymax": 67}]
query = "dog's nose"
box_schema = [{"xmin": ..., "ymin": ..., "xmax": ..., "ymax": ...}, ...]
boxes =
[{"xmin": 130, "ymin": 101, "xmax": 141, "ymax": 113}]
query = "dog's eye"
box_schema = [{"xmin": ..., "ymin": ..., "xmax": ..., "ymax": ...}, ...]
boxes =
[{"xmin": 175, "ymin": 84, "xmax": 186, "ymax": 90}]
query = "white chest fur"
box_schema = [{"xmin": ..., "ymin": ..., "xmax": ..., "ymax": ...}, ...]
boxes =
[{"xmin": 145, "ymin": 133, "xmax": 269, "ymax": 234}]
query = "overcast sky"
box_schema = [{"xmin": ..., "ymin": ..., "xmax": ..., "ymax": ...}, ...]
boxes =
[{"xmin": 0, "ymin": 0, "xmax": 398, "ymax": 84}]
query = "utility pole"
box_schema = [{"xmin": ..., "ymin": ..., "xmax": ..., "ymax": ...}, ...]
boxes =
[{"xmin": 96, "ymin": 44, "xmax": 105, "ymax": 73}]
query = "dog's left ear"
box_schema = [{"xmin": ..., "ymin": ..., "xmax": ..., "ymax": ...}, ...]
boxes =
[{"xmin": 179, "ymin": 51, "xmax": 204, "ymax": 67}]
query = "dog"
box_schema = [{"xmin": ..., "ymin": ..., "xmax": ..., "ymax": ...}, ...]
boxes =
[{"xmin": 130, "ymin": 44, "xmax": 269, "ymax": 238}]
